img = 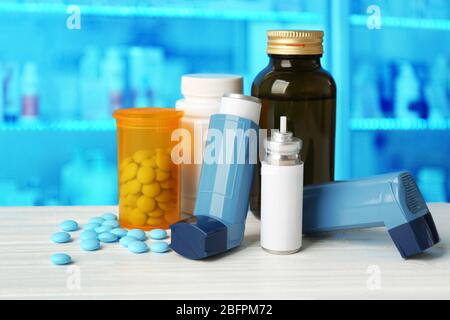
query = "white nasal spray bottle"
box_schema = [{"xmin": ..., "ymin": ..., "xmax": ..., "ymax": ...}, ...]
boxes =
[{"xmin": 261, "ymin": 116, "xmax": 304, "ymax": 254}]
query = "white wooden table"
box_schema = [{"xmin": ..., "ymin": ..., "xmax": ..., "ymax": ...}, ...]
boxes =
[{"xmin": 0, "ymin": 204, "xmax": 449, "ymax": 300}]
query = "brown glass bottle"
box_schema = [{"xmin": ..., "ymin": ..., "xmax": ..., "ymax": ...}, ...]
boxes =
[{"xmin": 251, "ymin": 30, "xmax": 336, "ymax": 217}]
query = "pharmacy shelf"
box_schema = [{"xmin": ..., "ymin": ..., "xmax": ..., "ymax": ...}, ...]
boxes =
[
  {"xmin": 350, "ymin": 14, "xmax": 450, "ymax": 31},
  {"xmin": 350, "ymin": 118, "xmax": 450, "ymax": 131},
  {"xmin": 0, "ymin": 2, "xmax": 321, "ymax": 23},
  {"xmin": 0, "ymin": 120, "xmax": 116, "ymax": 132}
]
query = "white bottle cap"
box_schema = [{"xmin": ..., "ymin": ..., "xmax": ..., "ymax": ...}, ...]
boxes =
[
  {"xmin": 220, "ymin": 93, "xmax": 261, "ymax": 124},
  {"xmin": 181, "ymin": 74, "xmax": 243, "ymax": 98}
]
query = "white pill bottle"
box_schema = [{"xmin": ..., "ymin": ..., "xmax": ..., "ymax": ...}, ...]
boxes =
[
  {"xmin": 261, "ymin": 116, "xmax": 304, "ymax": 254},
  {"xmin": 176, "ymin": 74, "xmax": 243, "ymax": 215}
]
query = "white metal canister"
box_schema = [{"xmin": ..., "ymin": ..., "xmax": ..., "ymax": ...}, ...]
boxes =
[{"xmin": 261, "ymin": 116, "xmax": 304, "ymax": 254}]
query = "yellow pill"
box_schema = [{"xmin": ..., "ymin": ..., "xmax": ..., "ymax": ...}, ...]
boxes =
[
  {"xmin": 142, "ymin": 157, "xmax": 157, "ymax": 168},
  {"xmin": 137, "ymin": 166, "xmax": 155, "ymax": 184},
  {"xmin": 156, "ymin": 152, "xmax": 172, "ymax": 171},
  {"xmin": 132, "ymin": 149, "xmax": 151, "ymax": 164},
  {"xmin": 120, "ymin": 183, "xmax": 129, "ymax": 196},
  {"xmin": 119, "ymin": 157, "xmax": 132, "ymax": 172},
  {"xmin": 156, "ymin": 190, "xmax": 172, "ymax": 202},
  {"xmin": 127, "ymin": 179, "xmax": 142, "ymax": 195},
  {"xmin": 142, "ymin": 182, "xmax": 161, "ymax": 198},
  {"xmin": 137, "ymin": 195, "xmax": 156, "ymax": 213},
  {"xmin": 147, "ymin": 208, "xmax": 164, "ymax": 218},
  {"xmin": 130, "ymin": 208, "xmax": 147, "ymax": 226},
  {"xmin": 160, "ymin": 178, "xmax": 175, "ymax": 189},
  {"xmin": 146, "ymin": 217, "xmax": 165, "ymax": 226},
  {"xmin": 158, "ymin": 201, "xmax": 174, "ymax": 211},
  {"xmin": 126, "ymin": 194, "xmax": 139, "ymax": 207},
  {"xmin": 122, "ymin": 162, "xmax": 138, "ymax": 182},
  {"xmin": 156, "ymin": 169, "xmax": 170, "ymax": 182}
]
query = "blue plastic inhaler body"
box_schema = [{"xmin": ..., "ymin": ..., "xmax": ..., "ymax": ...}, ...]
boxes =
[
  {"xmin": 303, "ymin": 172, "xmax": 440, "ymax": 258},
  {"xmin": 170, "ymin": 94, "xmax": 261, "ymax": 260}
]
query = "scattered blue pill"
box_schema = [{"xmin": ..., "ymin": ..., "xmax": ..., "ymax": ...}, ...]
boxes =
[
  {"xmin": 102, "ymin": 213, "xmax": 117, "ymax": 221},
  {"xmin": 128, "ymin": 241, "xmax": 149, "ymax": 254},
  {"xmin": 83, "ymin": 222, "xmax": 101, "ymax": 230},
  {"xmin": 80, "ymin": 239, "xmax": 101, "ymax": 251},
  {"xmin": 127, "ymin": 229, "xmax": 146, "ymax": 241},
  {"xmin": 89, "ymin": 217, "xmax": 105, "ymax": 224},
  {"xmin": 80, "ymin": 230, "xmax": 98, "ymax": 241},
  {"xmin": 150, "ymin": 242, "xmax": 170, "ymax": 253},
  {"xmin": 60, "ymin": 220, "xmax": 79, "ymax": 232},
  {"xmin": 119, "ymin": 236, "xmax": 137, "ymax": 248},
  {"xmin": 98, "ymin": 232, "xmax": 119, "ymax": 243},
  {"xmin": 95, "ymin": 225, "xmax": 113, "ymax": 233},
  {"xmin": 50, "ymin": 253, "xmax": 72, "ymax": 265},
  {"xmin": 51, "ymin": 232, "xmax": 71, "ymax": 243},
  {"xmin": 102, "ymin": 220, "xmax": 119, "ymax": 228},
  {"xmin": 111, "ymin": 228, "xmax": 128, "ymax": 238},
  {"xmin": 148, "ymin": 229, "xmax": 167, "ymax": 240}
]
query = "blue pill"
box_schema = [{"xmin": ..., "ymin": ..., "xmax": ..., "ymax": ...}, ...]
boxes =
[
  {"xmin": 111, "ymin": 228, "xmax": 127, "ymax": 238},
  {"xmin": 83, "ymin": 222, "xmax": 101, "ymax": 230},
  {"xmin": 51, "ymin": 232, "xmax": 71, "ymax": 243},
  {"xmin": 80, "ymin": 239, "xmax": 101, "ymax": 251},
  {"xmin": 89, "ymin": 217, "xmax": 105, "ymax": 224},
  {"xmin": 95, "ymin": 225, "xmax": 112, "ymax": 233},
  {"xmin": 150, "ymin": 242, "xmax": 170, "ymax": 253},
  {"xmin": 102, "ymin": 220, "xmax": 119, "ymax": 228},
  {"xmin": 127, "ymin": 229, "xmax": 146, "ymax": 241},
  {"xmin": 50, "ymin": 253, "xmax": 72, "ymax": 265},
  {"xmin": 119, "ymin": 236, "xmax": 137, "ymax": 248},
  {"xmin": 102, "ymin": 213, "xmax": 117, "ymax": 221},
  {"xmin": 98, "ymin": 232, "xmax": 119, "ymax": 243},
  {"xmin": 60, "ymin": 220, "xmax": 79, "ymax": 232},
  {"xmin": 148, "ymin": 229, "xmax": 167, "ymax": 240},
  {"xmin": 80, "ymin": 230, "xmax": 98, "ymax": 241},
  {"xmin": 128, "ymin": 241, "xmax": 149, "ymax": 254}
]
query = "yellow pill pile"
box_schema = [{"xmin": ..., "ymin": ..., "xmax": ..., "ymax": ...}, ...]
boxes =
[{"xmin": 119, "ymin": 148, "xmax": 179, "ymax": 229}]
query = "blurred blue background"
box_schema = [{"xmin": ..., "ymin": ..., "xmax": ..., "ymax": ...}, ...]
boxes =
[{"xmin": 0, "ymin": 0, "xmax": 448, "ymax": 205}]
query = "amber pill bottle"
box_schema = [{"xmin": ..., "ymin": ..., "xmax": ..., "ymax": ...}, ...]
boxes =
[{"xmin": 251, "ymin": 30, "xmax": 336, "ymax": 217}]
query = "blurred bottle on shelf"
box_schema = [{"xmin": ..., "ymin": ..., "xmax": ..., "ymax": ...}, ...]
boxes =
[
  {"xmin": 417, "ymin": 167, "xmax": 448, "ymax": 202},
  {"xmin": 162, "ymin": 57, "xmax": 188, "ymax": 107},
  {"xmin": 1, "ymin": 63, "xmax": 20, "ymax": 122},
  {"xmin": 20, "ymin": 62, "xmax": 40, "ymax": 122},
  {"xmin": 55, "ymin": 74, "xmax": 79, "ymax": 120},
  {"xmin": 0, "ymin": 179, "xmax": 40, "ymax": 206},
  {"xmin": 79, "ymin": 150, "xmax": 117, "ymax": 205},
  {"xmin": 351, "ymin": 62, "xmax": 383, "ymax": 118},
  {"xmin": 101, "ymin": 47, "xmax": 125, "ymax": 113},
  {"xmin": 61, "ymin": 150, "xmax": 117, "ymax": 205},
  {"xmin": 79, "ymin": 47, "xmax": 109, "ymax": 120},
  {"xmin": 425, "ymin": 55, "xmax": 449, "ymax": 120},
  {"xmin": 394, "ymin": 62, "xmax": 421, "ymax": 119},
  {"xmin": 0, "ymin": 64, "xmax": 3, "ymax": 122},
  {"xmin": 128, "ymin": 46, "xmax": 165, "ymax": 108},
  {"xmin": 60, "ymin": 150, "xmax": 86, "ymax": 205}
]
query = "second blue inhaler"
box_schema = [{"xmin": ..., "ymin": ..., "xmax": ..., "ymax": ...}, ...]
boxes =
[{"xmin": 170, "ymin": 93, "xmax": 262, "ymax": 259}]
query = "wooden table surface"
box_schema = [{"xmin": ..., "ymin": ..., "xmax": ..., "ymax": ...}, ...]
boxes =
[{"xmin": 0, "ymin": 203, "xmax": 449, "ymax": 300}]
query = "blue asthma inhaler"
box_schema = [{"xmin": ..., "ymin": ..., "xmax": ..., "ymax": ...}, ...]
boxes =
[
  {"xmin": 303, "ymin": 172, "xmax": 440, "ymax": 259},
  {"xmin": 170, "ymin": 93, "xmax": 262, "ymax": 260}
]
